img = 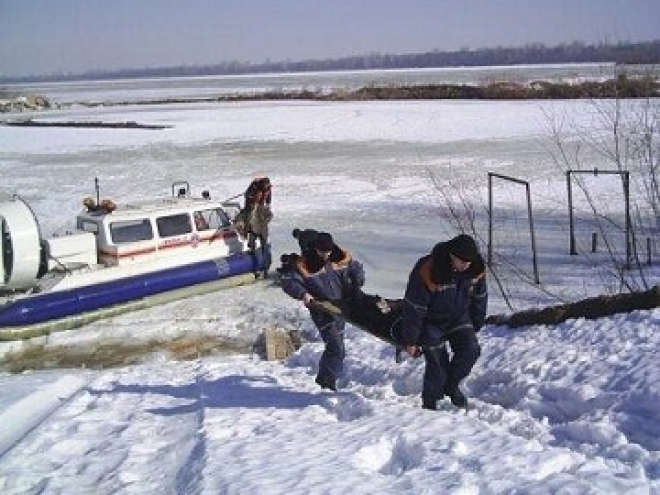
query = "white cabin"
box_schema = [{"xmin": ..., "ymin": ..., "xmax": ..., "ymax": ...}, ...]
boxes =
[
  {"xmin": 74, "ymin": 196, "xmax": 245, "ymax": 268},
  {"xmin": 1, "ymin": 186, "xmax": 251, "ymax": 291}
]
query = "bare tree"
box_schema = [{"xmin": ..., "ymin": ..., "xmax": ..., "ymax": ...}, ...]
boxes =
[{"xmin": 545, "ymin": 71, "xmax": 659, "ymax": 292}]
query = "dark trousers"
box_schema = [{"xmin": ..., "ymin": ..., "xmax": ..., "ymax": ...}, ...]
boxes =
[
  {"xmin": 421, "ymin": 325, "xmax": 481, "ymax": 403},
  {"xmin": 312, "ymin": 311, "xmax": 346, "ymax": 385}
]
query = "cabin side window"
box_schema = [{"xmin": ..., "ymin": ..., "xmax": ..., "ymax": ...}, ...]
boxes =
[
  {"xmin": 156, "ymin": 213, "xmax": 192, "ymax": 238},
  {"xmin": 109, "ymin": 219, "xmax": 154, "ymax": 244},
  {"xmin": 193, "ymin": 208, "xmax": 231, "ymax": 231},
  {"xmin": 77, "ymin": 219, "xmax": 100, "ymax": 234}
]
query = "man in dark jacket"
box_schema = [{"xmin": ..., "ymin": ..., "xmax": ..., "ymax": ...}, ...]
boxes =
[
  {"xmin": 281, "ymin": 232, "xmax": 365, "ymax": 391},
  {"xmin": 402, "ymin": 234, "xmax": 487, "ymax": 410}
]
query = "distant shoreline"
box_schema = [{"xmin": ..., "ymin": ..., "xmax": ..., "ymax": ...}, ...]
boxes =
[
  {"xmin": 55, "ymin": 75, "xmax": 660, "ymax": 106},
  {"xmin": 1, "ymin": 73, "xmax": 658, "ymax": 117}
]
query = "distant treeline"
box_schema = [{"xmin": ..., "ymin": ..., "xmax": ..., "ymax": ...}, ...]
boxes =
[{"xmin": 3, "ymin": 40, "xmax": 660, "ymax": 84}]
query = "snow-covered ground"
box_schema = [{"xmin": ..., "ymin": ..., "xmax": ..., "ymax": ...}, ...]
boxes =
[{"xmin": 0, "ymin": 95, "xmax": 658, "ymax": 493}]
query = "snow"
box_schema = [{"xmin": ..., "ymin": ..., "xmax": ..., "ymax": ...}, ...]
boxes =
[{"xmin": 0, "ymin": 86, "xmax": 659, "ymax": 493}]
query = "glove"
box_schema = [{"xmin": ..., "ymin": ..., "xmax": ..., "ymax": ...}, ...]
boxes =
[
  {"xmin": 351, "ymin": 274, "xmax": 365, "ymax": 288},
  {"xmin": 303, "ymin": 293, "xmax": 314, "ymax": 306}
]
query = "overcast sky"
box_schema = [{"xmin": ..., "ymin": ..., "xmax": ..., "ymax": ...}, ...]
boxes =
[{"xmin": 1, "ymin": 0, "xmax": 659, "ymax": 77}]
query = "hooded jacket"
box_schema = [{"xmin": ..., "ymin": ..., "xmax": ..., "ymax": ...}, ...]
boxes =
[
  {"xmin": 401, "ymin": 240, "xmax": 488, "ymax": 347},
  {"xmin": 293, "ymin": 228, "xmax": 320, "ymax": 255},
  {"xmin": 281, "ymin": 245, "xmax": 365, "ymax": 303}
]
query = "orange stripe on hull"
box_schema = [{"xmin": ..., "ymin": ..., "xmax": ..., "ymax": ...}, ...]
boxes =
[{"xmin": 99, "ymin": 231, "xmax": 237, "ymax": 260}]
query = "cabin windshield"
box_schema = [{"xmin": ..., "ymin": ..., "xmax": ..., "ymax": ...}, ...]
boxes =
[
  {"xmin": 109, "ymin": 219, "xmax": 154, "ymax": 244},
  {"xmin": 193, "ymin": 207, "xmax": 231, "ymax": 231}
]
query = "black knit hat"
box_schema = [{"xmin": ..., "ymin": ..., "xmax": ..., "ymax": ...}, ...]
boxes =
[
  {"xmin": 315, "ymin": 232, "xmax": 334, "ymax": 252},
  {"xmin": 447, "ymin": 234, "xmax": 479, "ymax": 262}
]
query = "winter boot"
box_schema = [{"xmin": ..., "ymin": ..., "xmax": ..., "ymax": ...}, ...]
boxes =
[
  {"xmin": 422, "ymin": 398, "xmax": 437, "ymax": 410},
  {"xmin": 315, "ymin": 376, "xmax": 337, "ymax": 392},
  {"xmin": 444, "ymin": 383, "xmax": 468, "ymax": 408}
]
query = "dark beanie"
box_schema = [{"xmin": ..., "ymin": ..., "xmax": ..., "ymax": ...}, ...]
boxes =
[
  {"xmin": 292, "ymin": 228, "xmax": 301, "ymax": 238},
  {"xmin": 315, "ymin": 232, "xmax": 334, "ymax": 252},
  {"xmin": 447, "ymin": 234, "xmax": 479, "ymax": 262}
]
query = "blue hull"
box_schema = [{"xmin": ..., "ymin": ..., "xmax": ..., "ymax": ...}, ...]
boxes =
[{"xmin": 0, "ymin": 252, "xmax": 265, "ymax": 327}]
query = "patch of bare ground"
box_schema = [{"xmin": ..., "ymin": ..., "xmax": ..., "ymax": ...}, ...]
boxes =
[
  {"xmin": 4, "ymin": 119, "xmax": 170, "ymax": 129},
  {"xmin": 0, "ymin": 335, "xmax": 250, "ymax": 373}
]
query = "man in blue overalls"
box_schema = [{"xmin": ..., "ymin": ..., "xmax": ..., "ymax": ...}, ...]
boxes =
[
  {"xmin": 281, "ymin": 232, "xmax": 365, "ymax": 391},
  {"xmin": 401, "ymin": 234, "xmax": 488, "ymax": 410}
]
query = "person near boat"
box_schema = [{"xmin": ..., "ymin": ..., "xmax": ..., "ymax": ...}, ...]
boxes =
[{"xmin": 233, "ymin": 177, "xmax": 273, "ymax": 277}]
